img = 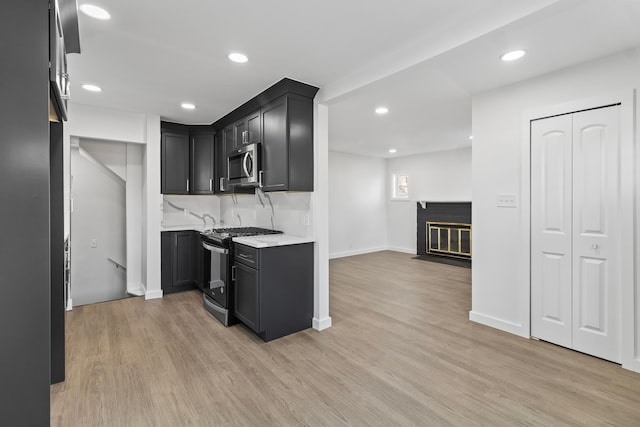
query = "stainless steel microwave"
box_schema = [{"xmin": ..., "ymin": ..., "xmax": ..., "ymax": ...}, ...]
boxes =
[{"xmin": 227, "ymin": 143, "xmax": 261, "ymax": 186}]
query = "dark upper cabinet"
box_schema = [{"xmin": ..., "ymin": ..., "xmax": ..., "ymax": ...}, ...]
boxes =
[
  {"xmin": 49, "ymin": 0, "xmax": 69, "ymax": 121},
  {"xmin": 161, "ymin": 122, "xmax": 215, "ymax": 195},
  {"xmin": 190, "ymin": 129, "xmax": 215, "ymax": 194},
  {"xmin": 161, "ymin": 231, "xmax": 197, "ymax": 294},
  {"xmin": 261, "ymin": 94, "xmax": 314, "ymax": 192},
  {"xmin": 233, "ymin": 109, "xmax": 261, "ymax": 149},
  {"xmin": 161, "ymin": 127, "xmax": 190, "ymax": 194}
]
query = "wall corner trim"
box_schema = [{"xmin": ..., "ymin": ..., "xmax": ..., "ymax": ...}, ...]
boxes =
[
  {"xmin": 469, "ymin": 311, "xmax": 529, "ymax": 338},
  {"xmin": 313, "ymin": 316, "xmax": 332, "ymax": 331}
]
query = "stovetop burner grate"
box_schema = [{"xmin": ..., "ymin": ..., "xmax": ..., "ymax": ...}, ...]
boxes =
[{"xmin": 202, "ymin": 227, "xmax": 283, "ymax": 240}]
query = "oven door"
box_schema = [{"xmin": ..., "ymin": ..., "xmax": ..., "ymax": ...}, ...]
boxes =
[{"xmin": 201, "ymin": 240, "xmax": 232, "ymax": 325}]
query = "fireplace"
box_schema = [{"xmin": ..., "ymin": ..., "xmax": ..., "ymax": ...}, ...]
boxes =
[
  {"xmin": 417, "ymin": 202, "xmax": 471, "ymax": 266},
  {"xmin": 427, "ymin": 221, "xmax": 471, "ymax": 259}
]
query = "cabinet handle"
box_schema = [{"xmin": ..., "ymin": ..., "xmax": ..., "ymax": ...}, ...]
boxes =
[
  {"xmin": 231, "ymin": 265, "xmax": 236, "ymax": 281},
  {"xmin": 259, "ymin": 170, "xmax": 264, "ymax": 188},
  {"xmin": 186, "ymin": 179, "xmax": 190, "ymax": 192},
  {"xmin": 242, "ymin": 131, "xmax": 250, "ymax": 144},
  {"xmin": 220, "ymin": 177, "xmax": 225, "ymax": 192},
  {"xmin": 209, "ymin": 178, "xmax": 213, "ymax": 192}
]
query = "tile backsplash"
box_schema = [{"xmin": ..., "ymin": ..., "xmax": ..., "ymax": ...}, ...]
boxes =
[
  {"xmin": 162, "ymin": 191, "xmax": 313, "ymax": 237},
  {"xmin": 162, "ymin": 195, "xmax": 220, "ymax": 229},
  {"xmin": 220, "ymin": 190, "xmax": 313, "ymax": 237}
]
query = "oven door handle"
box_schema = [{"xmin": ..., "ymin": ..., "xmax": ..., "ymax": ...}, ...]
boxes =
[{"xmin": 202, "ymin": 242, "xmax": 229, "ymax": 254}]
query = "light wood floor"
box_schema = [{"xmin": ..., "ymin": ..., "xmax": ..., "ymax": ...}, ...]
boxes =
[{"xmin": 51, "ymin": 251, "xmax": 640, "ymax": 426}]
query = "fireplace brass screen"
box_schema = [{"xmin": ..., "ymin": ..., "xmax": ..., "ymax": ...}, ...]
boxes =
[{"xmin": 427, "ymin": 222, "xmax": 472, "ymax": 259}]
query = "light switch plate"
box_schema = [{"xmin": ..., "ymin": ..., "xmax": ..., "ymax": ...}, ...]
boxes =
[{"xmin": 497, "ymin": 194, "xmax": 518, "ymax": 208}]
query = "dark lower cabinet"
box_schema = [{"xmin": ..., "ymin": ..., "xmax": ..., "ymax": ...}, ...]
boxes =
[
  {"xmin": 233, "ymin": 242, "xmax": 314, "ymax": 341},
  {"xmin": 161, "ymin": 231, "xmax": 198, "ymax": 294},
  {"xmin": 234, "ymin": 262, "xmax": 260, "ymax": 331}
]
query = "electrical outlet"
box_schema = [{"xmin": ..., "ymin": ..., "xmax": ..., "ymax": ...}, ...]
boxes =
[
  {"xmin": 497, "ymin": 194, "xmax": 518, "ymax": 208},
  {"xmin": 90, "ymin": 239, "xmax": 97, "ymax": 248}
]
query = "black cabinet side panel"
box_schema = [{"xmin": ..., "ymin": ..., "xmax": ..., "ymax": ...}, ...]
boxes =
[
  {"xmin": 51, "ymin": 121, "xmax": 65, "ymax": 384},
  {"xmin": 0, "ymin": 2, "xmax": 51, "ymax": 424},
  {"xmin": 288, "ymin": 95, "xmax": 314, "ymax": 191},
  {"xmin": 261, "ymin": 97, "xmax": 288, "ymax": 191},
  {"xmin": 260, "ymin": 243, "xmax": 314, "ymax": 341}
]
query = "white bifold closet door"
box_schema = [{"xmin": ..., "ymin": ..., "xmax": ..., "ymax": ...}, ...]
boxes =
[{"xmin": 531, "ymin": 105, "xmax": 621, "ymax": 363}]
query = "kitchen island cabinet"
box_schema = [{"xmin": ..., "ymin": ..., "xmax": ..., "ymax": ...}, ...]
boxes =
[{"xmin": 233, "ymin": 242, "xmax": 313, "ymax": 341}]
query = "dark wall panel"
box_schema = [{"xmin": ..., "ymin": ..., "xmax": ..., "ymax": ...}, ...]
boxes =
[{"xmin": 0, "ymin": 2, "xmax": 51, "ymax": 425}]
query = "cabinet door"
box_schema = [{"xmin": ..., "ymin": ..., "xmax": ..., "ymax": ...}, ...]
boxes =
[
  {"xmin": 161, "ymin": 131, "xmax": 189, "ymax": 194},
  {"xmin": 234, "ymin": 263, "xmax": 260, "ymax": 332},
  {"xmin": 173, "ymin": 232, "xmax": 195, "ymax": 286},
  {"xmin": 233, "ymin": 120, "xmax": 246, "ymax": 150},
  {"xmin": 190, "ymin": 132, "xmax": 214, "ymax": 194},
  {"xmin": 247, "ymin": 110, "xmax": 261, "ymax": 144}
]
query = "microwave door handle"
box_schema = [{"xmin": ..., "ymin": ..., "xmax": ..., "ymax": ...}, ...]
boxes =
[{"xmin": 242, "ymin": 152, "xmax": 251, "ymax": 177}]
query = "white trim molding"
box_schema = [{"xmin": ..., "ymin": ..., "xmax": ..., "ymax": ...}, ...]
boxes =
[{"xmin": 469, "ymin": 311, "xmax": 528, "ymax": 338}]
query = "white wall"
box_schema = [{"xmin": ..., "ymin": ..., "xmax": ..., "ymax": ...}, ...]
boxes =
[
  {"xmin": 328, "ymin": 151, "xmax": 387, "ymax": 258},
  {"xmin": 386, "ymin": 147, "xmax": 472, "ymax": 253},
  {"xmin": 65, "ymin": 103, "xmax": 162, "ymax": 302},
  {"xmin": 470, "ymin": 48, "xmax": 640, "ymax": 369}
]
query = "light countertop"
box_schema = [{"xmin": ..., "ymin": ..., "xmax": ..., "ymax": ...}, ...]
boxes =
[
  {"xmin": 161, "ymin": 224, "xmax": 207, "ymax": 232},
  {"xmin": 232, "ymin": 234, "xmax": 315, "ymax": 248}
]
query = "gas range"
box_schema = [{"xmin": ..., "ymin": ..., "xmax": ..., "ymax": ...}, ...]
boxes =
[{"xmin": 201, "ymin": 227, "xmax": 283, "ymax": 246}]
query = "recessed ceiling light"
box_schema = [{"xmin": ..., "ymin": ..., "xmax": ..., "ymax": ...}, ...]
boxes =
[
  {"xmin": 181, "ymin": 103, "xmax": 196, "ymax": 110},
  {"xmin": 79, "ymin": 4, "xmax": 111, "ymax": 20},
  {"xmin": 500, "ymin": 50, "xmax": 526, "ymax": 62},
  {"xmin": 82, "ymin": 84, "xmax": 102, "ymax": 92},
  {"xmin": 375, "ymin": 107, "xmax": 389, "ymax": 115},
  {"xmin": 228, "ymin": 53, "xmax": 248, "ymax": 63},
  {"xmin": 389, "ymin": 149, "xmax": 397, "ymax": 153}
]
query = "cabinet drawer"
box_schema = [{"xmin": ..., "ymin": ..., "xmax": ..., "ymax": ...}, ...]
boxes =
[{"xmin": 234, "ymin": 244, "xmax": 259, "ymax": 268}]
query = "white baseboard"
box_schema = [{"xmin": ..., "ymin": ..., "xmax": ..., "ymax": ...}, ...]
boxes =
[
  {"xmin": 469, "ymin": 311, "xmax": 529, "ymax": 338},
  {"xmin": 313, "ymin": 316, "xmax": 332, "ymax": 331},
  {"xmin": 329, "ymin": 245, "xmax": 417, "ymax": 260},
  {"xmin": 329, "ymin": 246, "xmax": 387, "ymax": 259},
  {"xmin": 141, "ymin": 282, "xmax": 163, "ymax": 300},
  {"xmin": 387, "ymin": 246, "xmax": 415, "ymax": 255},
  {"xmin": 66, "ymin": 298, "xmax": 73, "ymax": 311},
  {"xmin": 127, "ymin": 282, "xmax": 144, "ymax": 296},
  {"xmin": 145, "ymin": 289, "xmax": 163, "ymax": 300}
]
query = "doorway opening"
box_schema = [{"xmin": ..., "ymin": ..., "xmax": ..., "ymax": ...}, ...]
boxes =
[{"xmin": 69, "ymin": 138, "xmax": 144, "ymax": 306}]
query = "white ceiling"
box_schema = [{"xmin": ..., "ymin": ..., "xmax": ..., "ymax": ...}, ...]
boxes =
[{"xmin": 68, "ymin": 0, "xmax": 640, "ymax": 158}]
